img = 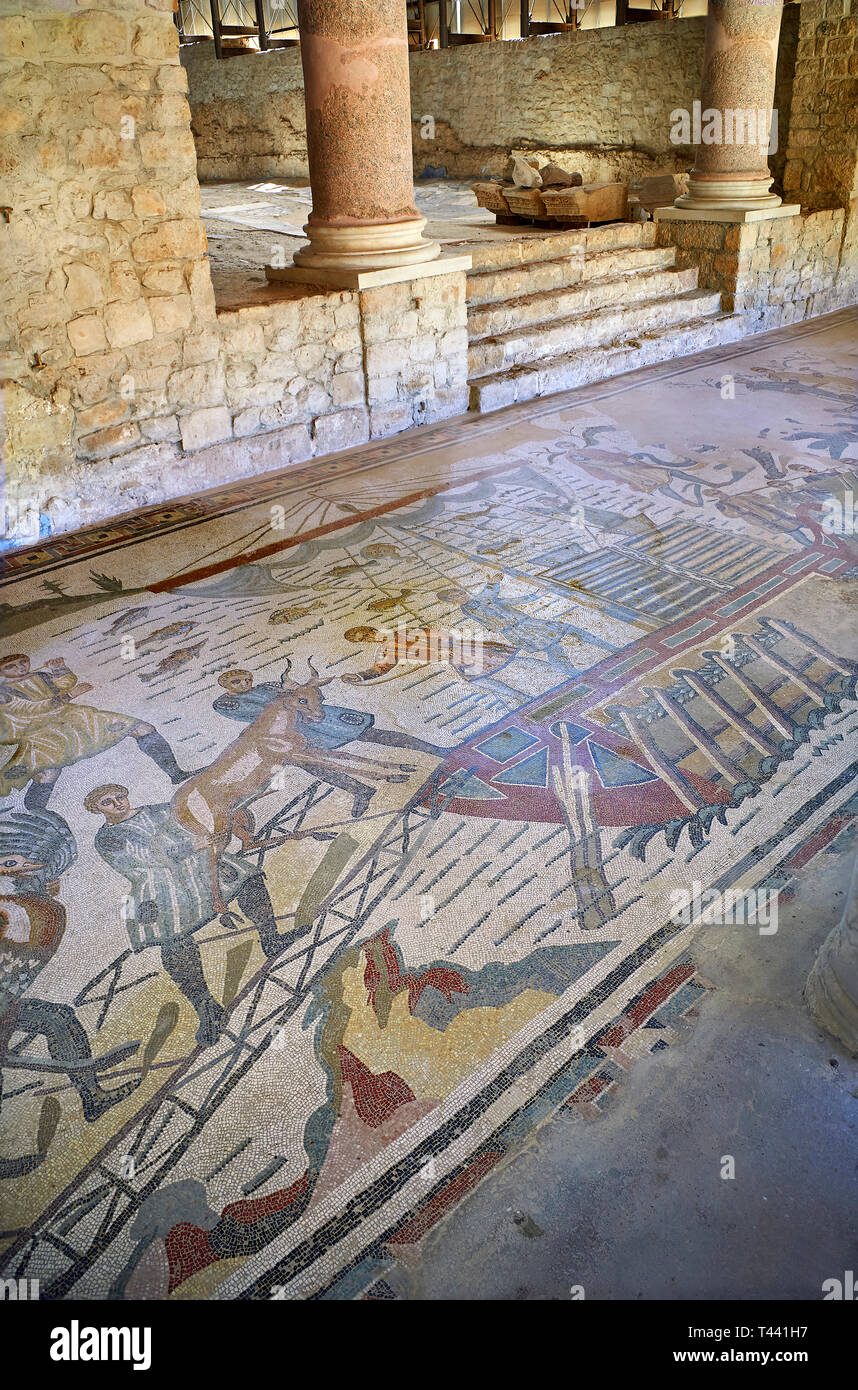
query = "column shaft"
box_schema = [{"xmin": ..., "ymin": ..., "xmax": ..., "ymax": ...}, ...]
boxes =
[
  {"xmin": 675, "ymin": 0, "xmax": 785, "ymax": 214},
  {"xmin": 290, "ymin": 0, "xmax": 439, "ymax": 277}
]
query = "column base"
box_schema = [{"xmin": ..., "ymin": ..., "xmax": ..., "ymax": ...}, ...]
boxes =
[
  {"xmin": 660, "ymin": 174, "xmax": 800, "ymax": 224},
  {"xmin": 266, "ymin": 252, "xmax": 471, "ymax": 292},
  {"xmin": 295, "ymin": 215, "xmax": 440, "ymax": 272}
]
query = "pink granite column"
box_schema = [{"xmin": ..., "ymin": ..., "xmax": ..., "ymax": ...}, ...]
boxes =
[
  {"xmin": 292, "ymin": 0, "xmax": 439, "ymax": 276},
  {"xmin": 675, "ymin": 0, "xmax": 785, "ymax": 214}
]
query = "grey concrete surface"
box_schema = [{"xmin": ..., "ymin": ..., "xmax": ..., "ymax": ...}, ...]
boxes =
[{"xmin": 382, "ymin": 845, "xmax": 858, "ymax": 1301}]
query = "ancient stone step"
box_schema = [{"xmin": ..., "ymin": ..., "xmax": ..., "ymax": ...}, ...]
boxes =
[
  {"xmin": 468, "ymin": 311, "xmax": 744, "ymax": 413},
  {"xmin": 453, "ymin": 218, "xmax": 656, "ymax": 277},
  {"xmin": 468, "ymin": 264, "xmax": 698, "ymax": 339},
  {"xmin": 466, "ymin": 244, "xmax": 676, "ymax": 307},
  {"xmin": 468, "ymin": 289, "xmax": 723, "ymax": 377}
]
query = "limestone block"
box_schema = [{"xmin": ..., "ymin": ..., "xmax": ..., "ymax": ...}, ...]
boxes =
[
  {"xmin": 139, "ymin": 128, "xmax": 196, "ymax": 168},
  {"xmin": 57, "ymin": 182, "xmax": 94, "ymax": 224},
  {"xmin": 76, "ymin": 398, "xmax": 129, "ymax": 433},
  {"xmin": 156, "ymin": 65, "xmax": 189, "ymax": 93},
  {"xmin": 109, "ymin": 261, "xmax": 141, "ymax": 302},
  {"xmin": 0, "ymin": 16, "xmax": 39, "ymax": 62},
  {"xmin": 366, "ymin": 375, "xmax": 397, "ymax": 405},
  {"xmin": 72, "ymin": 350, "xmax": 127, "ymax": 405},
  {"xmin": 132, "ymin": 16, "xmax": 179, "ymax": 61},
  {"xmin": 183, "ymin": 330, "xmax": 220, "ymax": 366},
  {"xmin": 369, "ymin": 403, "xmax": 414, "ymax": 439},
  {"xmin": 180, "ymin": 405, "xmax": 232, "ymax": 451},
  {"xmin": 168, "ymin": 361, "xmax": 224, "ymax": 408},
  {"xmin": 111, "ymin": 64, "xmax": 153, "ymax": 93},
  {"xmin": 79, "ymin": 421, "xmax": 141, "ymax": 459},
  {"xmin": 333, "ymin": 300, "xmax": 359, "ymax": 329},
  {"xmin": 335, "ymin": 351, "xmax": 363, "ymax": 374},
  {"xmin": 232, "ymin": 408, "xmax": 262, "ymax": 437},
  {"xmin": 67, "ymin": 314, "xmax": 108, "ymax": 356},
  {"xmin": 104, "ymin": 297, "xmax": 154, "ymax": 349},
  {"xmin": 407, "ymin": 336, "xmax": 437, "ymax": 365},
  {"xmin": 440, "ymin": 327, "xmax": 469, "ymax": 358},
  {"xmin": 150, "ymin": 95, "xmax": 192, "ymax": 130},
  {"xmin": 330, "ymin": 326, "xmax": 363, "ymax": 353},
  {"xmin": 63, "ymin": 262, "xmax": 104, "ymax": 312},
  {"xmin": 37, "ymin": 12, "xmax": 129, "ymax": 64},
  {"xmin": 92, "ymin": 189, "xmax": 134, "ymax": 222},
  {"xmin": 91, "ymin": 92, "xmax": 146, "ymax": 128},
  {"xmin": 71, "ymin": 128, "xmax": 124, "ymax": 171},
  {"xmin": 425, "ymin": 385, "xmax": 470, "ymax": 421},
  {"xmin": 227, "ymin": 380, "xmax": 285, "ymax": 411},
  {"xmin": 141, "ymin": 263, "xmax": 185, "ymax": 295},
  {"xmin": 222, "ymin": 321, "xmax": 266, "ymax": 356},
  {"xmin": 185, "ymin": 259, "xmax": 217, "ymax": 319},
  {"xmin": 17, "ymin": 297, "xmax": 65, "ymax": 331},
  {"xmin": 508, "ymin": 155, "xmax": 542, "ymax": 188},
  {"xmin": 311, "ymin": 409, "xmax": 370, "ymax": 455},
  {"xmin": 140, "ymin": 414, "xmax": 180, "ymax": 443},
  {"xmin": 365, "ymin": 341, "xmax": 406, "ymax": 379},
  {"xmin": 540, "ymin": 163, "xmax": 582, "ymax": 187},
  {"xmin": 331, "ymin": 372, "xmax": 365, "ymax": 409},
  {"xmin": 132, "ymin": 219, "xmax": 207, "ymax": 262},
  {"xmin": 149, "ymin": 293, "xmax": 193, "ymax": 335},
  {"xmin": 131, "ymin": 184, "xmax": 167, "ymax": 218},
  {"xmin": 289, "ymin": 343, "xmax": 327, "ymax": 375}
]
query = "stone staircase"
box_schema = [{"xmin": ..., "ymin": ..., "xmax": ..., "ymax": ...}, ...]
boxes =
[{"xmin": 464, "ymin": 222, "xmax": 743, "ymax": 413}]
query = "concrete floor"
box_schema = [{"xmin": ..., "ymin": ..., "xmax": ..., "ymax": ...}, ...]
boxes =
[{"xmin": 381, "ymin": 845, "xmax": 858, "ymax": 1301}]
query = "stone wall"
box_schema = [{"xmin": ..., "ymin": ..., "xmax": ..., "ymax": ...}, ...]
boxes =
[
  {"xmin": 656, "ymin": 207, "xmax": 854, "ymax": 331},
  {"xmin": 656, "ymin": 0, "xmax": 857, "ymax": 334},
  {"xmin": 409, "ymin": 18, "xmax": 709, "ymax": 183},
  {"xmin": 0, "ymin": 1, "xmax": 468, "ymax": 547},
  {"xmin": 182, "ymin": 19, "xmax": 711, "ymax": 186},
  {"xmin": 181, "ymin": 40, "xmax": 307, "ymax": 182}
]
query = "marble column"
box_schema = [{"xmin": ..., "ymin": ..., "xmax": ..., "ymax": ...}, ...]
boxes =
[
  {"xmin": 288, "ymin": 0, "xmax": 440, "ymax": 281},
  {"xmin": 674, "ymin": 0, "xmax": 786, "ymax": 215},
  {"xmin": 806, "ymin": 852, "xmax": 858, "ymax": 1051}
]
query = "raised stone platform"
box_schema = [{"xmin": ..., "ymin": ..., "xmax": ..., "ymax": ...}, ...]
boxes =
[{"xmin": 464, "ymin": 220, "xmax": 741, "ymax": 412}]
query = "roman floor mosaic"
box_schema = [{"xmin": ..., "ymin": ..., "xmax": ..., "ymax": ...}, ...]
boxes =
[{"xmin": 1, "ymin": 308, "xmax": 856, "ymax": 1300}]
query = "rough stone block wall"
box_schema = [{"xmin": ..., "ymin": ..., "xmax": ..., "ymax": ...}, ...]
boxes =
[
  {"xmin": 0, "ymin": 2, "xmax": 469, "ymax": 547},
  {"xmin": 782, "ymin": 0, "xmax": 858, "ymax": 212},
  {"xmin": 409, "ymin": 19, "xmax": 708, "ymax": 183},
  {"xmin": 360, "ymin": 274, "xmax": 469, "ymax": 440},
  {"xmin": 0, "ymin": 0, "xmax": 219, "ymax": 539},
  {"xmin": 182, "ymin": 20, "xmax": 711, "ymax": 187},
  {"xmin": 656, "ymin": 208, "xmax": 855, "ymax": 332},
  {"xmin": 656, "ymin": 0, "xmax": 857, "ymax": 335},
  {"xmin": 181, "ymin": 42, "xmax": 307, "ymax": 182}
]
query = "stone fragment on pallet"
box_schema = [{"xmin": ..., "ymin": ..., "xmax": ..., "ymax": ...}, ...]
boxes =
[
  {"xmin": 472, "ymin": 182, "xmax": 511, "ymax": 214},
  {"xmin": 504, "ymin": 186, "xmax": 547, "ymax": 218},
  {"xmin": 639, "ymin": 173, "xmax": 680, "ymax": 217},
  {"xmin": 541, "ymin": 181, "xmax": 629, "ymax": 226},
  {"xmin": 539, "ymin": 163, "xmax": 583, "ymax": 188},
  {"xmin": 507, "ymin": 155, "xmax": 543, "ymax": 188}
]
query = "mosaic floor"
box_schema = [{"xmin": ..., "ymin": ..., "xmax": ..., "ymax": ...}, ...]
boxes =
[{"xmin": 1, "ymin": 309, "xmax": 856, "ymax": 1300}]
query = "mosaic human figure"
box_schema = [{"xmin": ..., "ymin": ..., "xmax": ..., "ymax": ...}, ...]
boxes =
[
  {"xmin": 0, "ymin": 653, "xmax": 194, "ymax": 811},
  {"xmin": 213, "ymin": 667, "xmax": 445, "ymax": 818},
  {"xmin": 86, "ymin": 784, "xmax": 298, "ymax": 1046},
  {"xmin": 457, "ymin": 572, "xmax": 615, "ymax": 671},
  {"xmin": 0, "ymin": 808, "xmax": 141, "ymax": 1178},
  {"xmin": 341, "ymin": 622, "xmax": 516, "ymax": 682}
]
